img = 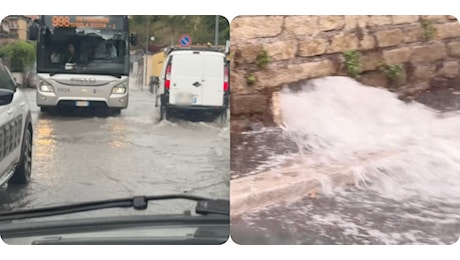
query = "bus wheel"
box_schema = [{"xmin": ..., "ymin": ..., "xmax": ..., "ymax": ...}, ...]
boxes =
[
  {"xmin": 111, "ymin": 109, "xmax": 121, "ymax": 116},
  {"xmin": 40, "ymin": 107, "xmax": 50, "ymax": 113}
]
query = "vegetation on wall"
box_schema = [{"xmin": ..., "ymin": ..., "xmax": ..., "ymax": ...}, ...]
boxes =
[
  {"xmin": 246, "ymin": 73, "xmax": 256, "ymax": 85},
  {"xmin": 381, "ymin": 64, "xmax": 404, "ymax": 82},
  {"xmin": 343, "ymin": 50, "xmax": 361, "ymax": 79},
  {"xmin": 256, "ymin": 49, "xmax": 271, "ymax": 68},
  {"xmin": 421, "ymin": 19, "xmax": 436, "ymax": 42}
]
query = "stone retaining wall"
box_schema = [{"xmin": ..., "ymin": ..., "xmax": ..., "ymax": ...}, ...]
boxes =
[{"xmin": 230, "ymin": 15, "xmax": 460, "ymax": 132}]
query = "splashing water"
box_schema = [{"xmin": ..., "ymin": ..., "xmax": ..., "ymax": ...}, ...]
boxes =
[
  {"xmin": 232, "ymin": 76, "xmax": 460, "ymax": 245},
  {"xmin": 278, "ymin": 76, "xmax": 460, "ymax": 203}
]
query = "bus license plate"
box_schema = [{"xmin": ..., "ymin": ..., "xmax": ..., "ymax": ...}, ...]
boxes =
[{"xmin": 75, "ymin": 101, "xmax": 89, "ymax": 107}]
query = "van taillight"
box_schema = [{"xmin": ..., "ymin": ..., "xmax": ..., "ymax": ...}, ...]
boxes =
[
  {"xmin": 223, "ymin": 65, "xmax": 229, "ymax": 92},
  {"xmin": 165, "ymin": 64, "xmax": 172, "ymax": 89}
]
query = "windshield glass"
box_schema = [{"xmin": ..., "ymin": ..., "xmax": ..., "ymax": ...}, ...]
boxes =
[
  {"xmin": 0, "ymin": 15, "xmax": 230, "ymax": 245},
  {"xmin": 37, "ymin": 16, "xmax": 129, "ymax": 75}
]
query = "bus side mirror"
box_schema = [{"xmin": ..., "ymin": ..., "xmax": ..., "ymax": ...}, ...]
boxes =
[
  {"xmin": 28, "ymin": 22, "xmax": 39, "ymax": 41},
  {"xmin": 130, "ymin": 33, "xmax": 138, "ymax": 46}
]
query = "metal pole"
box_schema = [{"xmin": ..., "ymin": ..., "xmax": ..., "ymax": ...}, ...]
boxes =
[
  {"xmin": 214, "ymin": 15, "xmax": 219, "ymax": 47},
  {"xmin": 143, "ymin": 16, "xmax": 150, "ymax": 89},
  {"xmin": 145, "ymin": 16, "xmax": 149, "ymax": 54}
]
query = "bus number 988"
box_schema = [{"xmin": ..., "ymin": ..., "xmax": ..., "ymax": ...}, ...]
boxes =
[{"xmin": 52, "ymin": 16, "xmax": 70, "ymax": 27}]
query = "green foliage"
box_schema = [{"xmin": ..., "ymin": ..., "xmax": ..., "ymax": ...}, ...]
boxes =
[
  {"xmin": 421, "ymin": 19, "xmax": 436, "ymax": 42},
  {"xmin": 343, "ymin": 50, "xmax": 361, "ymax": 79},
  {"xmin": 256, "ymin": 49, "xmax": 270, "ymax": 68},
  {"xmin": 0, "ymin": 41, "xmax": 36, "ymax": 72},
  {"xmin": 129, "ymin": 15, "xmax": 230, "ymax": 51},
  {"xmin": 381, "ymin": 63, "xmax": 404, "ymax": 81},
  {"xmin": 247, "ymin": 73, "xmax": 256, "ymax": 85}
]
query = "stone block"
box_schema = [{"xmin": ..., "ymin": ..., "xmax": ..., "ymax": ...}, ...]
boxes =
[
  {"xmin": 375, "ymin": 29, "xmax": 404, "ymax": 47},
  {"xmin": 327, "ymin": 33, "xmax": 359, "ymax": 54},
  {"xmin": 231, "ymin": 16, "xmax": 284, "ymax": 39},
  {"xmin": 231, "ymin": 94, "xmax": 268, "ymax": 115},
  {"xmin": 411, "ymin": 44, "xmax": 447, "ymax": 63},
  {"xmin": 298, "ymin": 37, "xmax": 327, "ymax": 57}
]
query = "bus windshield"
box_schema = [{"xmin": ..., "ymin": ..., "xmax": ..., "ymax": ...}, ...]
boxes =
[{"xmin": 36, "ymin": 16, "xmax": 130, "ymax": 76}]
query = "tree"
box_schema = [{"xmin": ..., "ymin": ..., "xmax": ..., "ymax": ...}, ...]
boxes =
[
  {"xmin": 129, "ymin": 15, "xmax": 230, "ymax": 51},
  {"xmin": 1, "ymin": 41, "xmax": 36, "ymax": 72}
]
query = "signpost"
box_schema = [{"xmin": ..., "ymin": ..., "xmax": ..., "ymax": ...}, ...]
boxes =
[{"xmin": 178, "ymin": 34, "xmax": 192, "ymax": 47}]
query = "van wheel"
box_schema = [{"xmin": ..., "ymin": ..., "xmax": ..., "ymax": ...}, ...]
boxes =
[
  {"xmin": 154, "ymin": 88, "xmax": 159, "ymax": 107},
  {"xmin": 218, "ymin": 110, "xmax": 227, "ymax": 125},
  {"xmin": 160, "ymin": 105, "xmax": 169, "ymax": 121},
  {"xmin": 9, "ymin": 125, "xmax": 32, "ymax": 185}
]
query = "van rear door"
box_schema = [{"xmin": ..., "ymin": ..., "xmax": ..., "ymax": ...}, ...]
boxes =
[
  {"xmin": 201, "ymin": 53, "xmax": 224, "ymax": 107},
  {"xmin": 169, "ymin": 52, "xmax": 204, "ymax": 106}
]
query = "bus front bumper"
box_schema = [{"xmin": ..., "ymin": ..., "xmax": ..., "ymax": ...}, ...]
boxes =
[{"xmin": 36, "ymin": 92, "xmax": 129, "ymax": 109}]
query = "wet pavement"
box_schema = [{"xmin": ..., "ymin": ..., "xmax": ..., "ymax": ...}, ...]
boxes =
[
  {"xmin": 414, "ymin": 88, "xmax": 460, "ymax": 112},
  {"xmin": 231, "ymin": 128, "xmax": 298, "ymax": 179},
  {"xmin": 232, "ymin": 188, "xmax": 460, "ymax": 245},
  {"xmin": 230, "ymin": 79, "xmax": 460, "ymax": 245},
  {"xmin": 0, "ymin": 86, "xmax": 229, "ymax": 218}
]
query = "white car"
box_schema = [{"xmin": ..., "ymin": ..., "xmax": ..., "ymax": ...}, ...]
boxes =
[
  {"xmin": 156, "ymin": 48, "xmax": 229, "ymax": 122},
  {"xmin": 0, "ymin": 60, "xmax": 33, "ymax": 187}
]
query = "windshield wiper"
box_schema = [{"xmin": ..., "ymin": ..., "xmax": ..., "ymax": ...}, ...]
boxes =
[{"xmin": 0, "ymin": 194, "xmax": 229, "ymax": 222}]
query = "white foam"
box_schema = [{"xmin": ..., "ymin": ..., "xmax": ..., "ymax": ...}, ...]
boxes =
[{"xmin": 278, "ymin": 76, "xmax": 460, "ymax": 202}]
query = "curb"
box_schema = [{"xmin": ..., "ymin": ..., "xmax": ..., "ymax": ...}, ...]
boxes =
[
  {"xmin": 230, "ymin": 151, "xmax": 399, "ymax": 218},
  {"xmin": 230, "ymin": 166, "xmax": 354, "ymax": 218}
]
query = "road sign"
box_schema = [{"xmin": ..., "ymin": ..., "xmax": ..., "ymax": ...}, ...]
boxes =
[{"xmin": 178, "ymin": 34, "xmax": 192, "ymax": 47}]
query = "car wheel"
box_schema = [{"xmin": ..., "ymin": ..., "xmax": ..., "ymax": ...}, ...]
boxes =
[{"xmin": 9, "ymin": 125, "xmax": 32, "ymax": 185}]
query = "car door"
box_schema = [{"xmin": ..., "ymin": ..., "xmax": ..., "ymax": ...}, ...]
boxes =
[{"xmin": 0, "ymin": 64, "xmax": 19, "ymax": 182}]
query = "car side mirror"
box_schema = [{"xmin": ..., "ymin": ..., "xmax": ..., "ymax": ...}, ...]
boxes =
[{"xmin": 0, "ymin": 89, "xmax": 14, "ymax": 106}]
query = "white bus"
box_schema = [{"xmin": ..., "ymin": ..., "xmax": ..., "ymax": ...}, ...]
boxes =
[{"xmin": 28, "ymin": 15, "xmax": 137, "ymax": 115}]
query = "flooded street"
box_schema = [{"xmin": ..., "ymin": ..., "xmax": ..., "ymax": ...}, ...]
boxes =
[
  {"xmin": 231, "ymin": 77, "xmax": 460, "ymax": 245},
  {"xmin": 0, "ymin": 86, "xmax": 229, "ymax": 217}
]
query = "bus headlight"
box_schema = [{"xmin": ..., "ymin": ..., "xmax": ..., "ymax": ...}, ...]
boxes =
[
  {"xmin": 112, "ymin": 83, "xmax": 127, "ymax": 94},
  {"xmin": 39, "ymin": 83, "xmax": 53, "ymax": 92}
]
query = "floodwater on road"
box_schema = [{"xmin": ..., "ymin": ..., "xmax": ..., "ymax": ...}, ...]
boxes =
[
  {"xmin": 231, "ymin": 76, "xmax": 460, "ymax": 245},
  {"xmin": 0, "ymin": 87, "xmax": 229, "ymax": 219}
]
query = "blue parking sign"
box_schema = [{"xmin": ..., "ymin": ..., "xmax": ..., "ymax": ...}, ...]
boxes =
[{"xmin": 178, "ymin": 34, "xmax": 192, "ymax": 47}]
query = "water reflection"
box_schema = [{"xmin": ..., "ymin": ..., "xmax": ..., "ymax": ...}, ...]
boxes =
[
  {"xmin": 34, "ymin": 118, "xmax": 56, "ymax": 163},
  {"xmin": 107, "ymin": 120, "xmax": 127, "ymax": 148},
  {"xmin": 32, "ymin": 117, "xmax": 59, "ymax": 191}
]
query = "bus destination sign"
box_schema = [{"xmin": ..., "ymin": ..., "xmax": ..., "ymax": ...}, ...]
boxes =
[{"xmin": 46, "ymin": 16, "xmax": 122, "ymax": 29}]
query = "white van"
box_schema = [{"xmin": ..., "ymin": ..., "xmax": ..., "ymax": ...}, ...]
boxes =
[{"xmin": 156, "ymin": 48, "xmax": 229, "ymax": 122}]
